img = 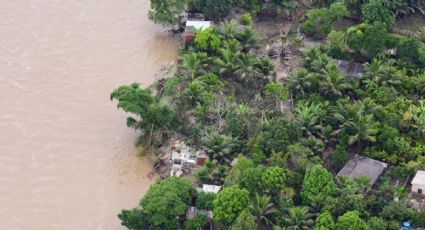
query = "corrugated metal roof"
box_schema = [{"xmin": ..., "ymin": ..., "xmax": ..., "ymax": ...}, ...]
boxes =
[
  {"xmin": 412, "ymin": 170, "xmax": 425, "ymax": 186},
  {"xmin": 337, "ymin": 155, "xmax": 388, "ymax": 185}
]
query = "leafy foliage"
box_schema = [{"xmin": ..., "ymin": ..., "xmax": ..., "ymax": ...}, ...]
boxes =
[
  {"xmin": 301, "ymin": 165, "xmax": 335, "ymax": 204},
  {"xmin": 148, "ymin": 0, "xmax": 187, "ymax": 29},
  {"xmin": 140, "ymin": 177, "xmax": 193, "ymax": 229},
  {"xmin": 213, "ymin": 186, "xmax": 250, "ymax": 225},
  {"xmin": 361, "ymin": 0, "xmax": 395, "ymax": 26},
  {"xmin": 336, "ymin": 211, "xmax": 368, "ymax": 230}
]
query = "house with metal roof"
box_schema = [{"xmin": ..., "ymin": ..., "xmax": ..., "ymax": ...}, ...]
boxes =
[
  {"xmin": 337, "ymin": 155, "xmax": 388, "ymax": 186},
  {"xmin": 412, "ymin": 170, "xmax": 425, "ymax": 194}
]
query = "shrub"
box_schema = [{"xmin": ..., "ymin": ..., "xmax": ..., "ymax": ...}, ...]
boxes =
[
  {"xmin": 303, "ymin": 8, "xmax": 332, "ymax": 39},
  {"xmin": 189, "ymin": 0, "xmax": 233, "ymax": 20},
  {"xmin": 213, "ymin": 186, "xmax": 250, "ymax": 225},
  {"xmin": 194, "ymin": 27, "xmax": 221, "ymax": 53},
  {"xmin": 329, "ymin": 2, "xmax": 348, "ymax": 21},
  {"xmin": 397, "ymin": 36, "xmax": 425, "ymax": 67},
  {"xmin": 240, "ymin": 12, "xmax": 253, "ymax": 25},
  {"xmin": 346, "ymin": 22, "xmax": 388, "ymax": 59},
  {"xmin": 196, "ymin": 192, "xmax": 216, "ymax": 210},
  {"xmin": 331, "ymin": 143, "xmax": 349, "ymax": 171},
  {"xmin": 361, "ymin": 0, "xmax": 394, "ymax": 27},
  {"xmin": 185, "ymin": 215, "xmax": 208, "ymax": 230}
]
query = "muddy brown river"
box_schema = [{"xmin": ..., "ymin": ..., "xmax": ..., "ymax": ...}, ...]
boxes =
[{"xmin": 0, "ymin": 1, "xmax": 178, "ymax": 229}]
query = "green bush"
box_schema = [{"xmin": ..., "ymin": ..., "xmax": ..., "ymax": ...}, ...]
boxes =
[
  {"xmin": 331, "ymin": 143, "xmax": 349, "ymax": 171},
  {"xmin": 240, "ymin": 13, "xmax": 253, "ymax": 25},
  {"xmin": 303, "ymin": 8, "xmax": 332, "ymax": 39},
  {"xmin": 189, "ymin": 0, "xmax": 233, "ymax": 20},
  {"xmin": 185, "ymin": 215, "xmax": 208, "ymax": 230},
  {"xmin": 194, "ymin": 27, "xmax": 221, "ymax": 53},
  {"xmin": 196, "ymin": 192, "xmax": 216, "ymax": 210},
  {"xmin": 361, "ymin": 0, "xmax": 394, "ymax": 26}
]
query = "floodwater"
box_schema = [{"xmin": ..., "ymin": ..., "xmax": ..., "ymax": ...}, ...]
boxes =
[{"xmin": 0, "ymin": 0, "xmax": 178, "ymax": 229}]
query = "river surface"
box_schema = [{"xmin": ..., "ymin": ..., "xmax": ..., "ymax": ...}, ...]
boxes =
[{"xmin": 0, "ymin": 1, "xmax": 178, "ymax": 229}]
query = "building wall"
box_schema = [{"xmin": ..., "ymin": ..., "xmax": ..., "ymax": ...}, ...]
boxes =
[{"xmin": 412, "ymin": 184, "xmax": 425, "ymax": 193}]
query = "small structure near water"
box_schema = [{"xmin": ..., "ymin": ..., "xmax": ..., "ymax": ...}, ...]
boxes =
[
  {"xmin": 183, "ymin": 19, "xmax": 212, "ymax": 44},
  {"xmin": 170, "ymin": 141, "xmax": 198, "ymax": 177},
  {"xmin": 412, "ymin": 170, "xmax": 425, "ymax": 194},
  {"xmin": 169, "ymin": 140, "xmax": 208, "ymax": 177},
  {"xmin": 337, "ymin": 155, "xmax": 388, "ymax": 186}
]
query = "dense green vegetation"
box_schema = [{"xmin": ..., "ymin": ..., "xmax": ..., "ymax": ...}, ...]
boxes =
[{"xmin": 113, "ymin": 0, "xmax": 425, "ymax": 229}]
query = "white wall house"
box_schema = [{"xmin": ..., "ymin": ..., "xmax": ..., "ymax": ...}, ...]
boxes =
[{"xmin": 411, "ymin": 170, "xmax": 425, "ymax": 194}]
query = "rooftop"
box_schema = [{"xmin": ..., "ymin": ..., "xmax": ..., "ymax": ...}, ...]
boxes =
[
  {"xmin": 202, "ymin": 184, "xmax": 222, "ymax": 194},
  {"xmin": 412, "ymin": 170, "xmax": 425, "ymax": 186},
  {"xmin": 185, "ymin": 21, "xmax": 212, "ymax": 32},
  {"xmin": 337, "ymin": 155, "xmax": 388, "ymax": 185},
  {"xmin": 334, "ymin": 59, "xmax": 364, "ymax": 77}
]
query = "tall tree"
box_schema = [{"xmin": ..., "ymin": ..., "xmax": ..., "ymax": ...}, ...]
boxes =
[
  {"xmin": 213, "ymin": 186, "xmax": 250, "ymax": 226},
  {"xmin": 148, "ymin": 0, "xmax": 187, "ymax": 30},
  {"xmin": 314, "ymin": 211, "xmax": 335, "ymax": 230},
  {"xmin": 120, "ymin": 177, "xmax": 194, "ymax": 230},
  {"xmin": 336, "ymin": 211, "xmax": 368, "ymax": 230},
  {"xmin": 361, "ymin": 0, "xmax": 395, "ymax": 26},
  {"xmin": 301, "ymin": 165, "xmax": 335, "ymax": 204},
  {"xmin": 261, "ymin": 167, "xmax": 288, "ymax": 194},
  {"xmin": 110, "ymin": 84, "xmax": 177, "ymax": 147}
]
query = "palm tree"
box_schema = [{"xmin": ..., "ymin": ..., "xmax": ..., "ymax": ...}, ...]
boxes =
[
  {"xmin": 214, "ymin": 48, "xmax": 240, "ymax": 77},
  {"xmin": 346, "ymin": 114, "xmax": 379, "ymax": 146},
  {"xmin": 319, "ymin": 64, "xmax": 351, "ymax": 98},
  {"xmin": 236, "ymin": 27, "xmax": 259, "ymax": 51},
  {"xmin": 256, "ymin": 56, "xmax": 276, "ymax": 77},
  {"xmin": 216, "ymin": 20, "xmax": 238, "ymax": 40},
  {"xmin": 288, "ymin": 68, "xmax": 312, "ymax": 95},
  {"xmin": 234, "ymin": 53, "xmax": 261, "ymax": 80},
  {"xmin": 251, "ymin": 193, "xmax": 276, "ymax": 226},
  {"xmin": 203, "ymin": 134, "xmax": 236, "ymax": 163},
  {"xmin": 333, "ymin": 100, "xmax": 379, "ymax": 147},
  {"xmin": 184, "ymin": 81, "xmax": 204, "ymax": 106},
  {"xmin": 179, "ymin": 52, "xmax": 208, "ymax": 80},
  {"xmin": 194, "ymin": 73, "xmax": 222, "ymax": 92},
  {"xmin": 308, "ymin": 194, "xmax": 330, "ymax": 214},
  {"xmin": 310, "ymin": 54, "xmax": 331, "ymax": 73},
  {"xmin": 223, "ymin": 39, "xmax": 242, "ymax": 53},
  {"xmin": 303, "ymin": 46, "xmax": 327, "ymax": 69},
  {"xmin": 380, "ymin": 66, "xmax": 403, "ymax": 88},
  {"xmin": 301, "ymin": 136, "xmax": 325, "ymax": 155},
  {"xmin": 363, "ymin": 59, "xmax": 402, "ymax": 90},
  {"xmin": 294, "ymin": 103, "xmax": 325, "ymax": 136},
  {"xmin": 283, "ymin": 207, "xmax": 314, "ymax": 230}
]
